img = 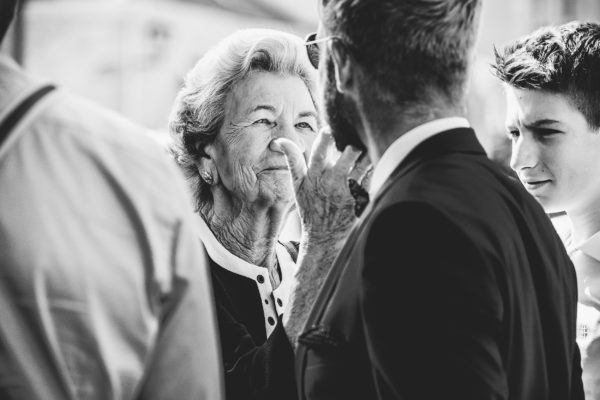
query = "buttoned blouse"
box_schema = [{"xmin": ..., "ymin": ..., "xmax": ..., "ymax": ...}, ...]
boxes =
[{"xmin": 195, "ymin": 215, "xmax": 296, "ymax": 337}]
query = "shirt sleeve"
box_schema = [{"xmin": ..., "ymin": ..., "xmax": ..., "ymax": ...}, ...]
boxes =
[{"xmin": 135, "ymin": 216, "xmax": 224, "ymax": 400}]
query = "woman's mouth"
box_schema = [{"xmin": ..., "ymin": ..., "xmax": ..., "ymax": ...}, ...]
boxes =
[{"xmin": 261, "ymin": 166, "xmax": 288, "ymax": 172}]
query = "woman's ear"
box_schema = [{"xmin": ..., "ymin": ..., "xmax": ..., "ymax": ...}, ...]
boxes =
[{"xmin": 194, "ymin": 143, "xmax": 219, "ymax": 186}]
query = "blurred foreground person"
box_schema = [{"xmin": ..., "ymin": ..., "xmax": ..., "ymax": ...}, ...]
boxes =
[
  {"xmin": 273, "ymin": 0, "xmax": 584, "ymax": 399},
  {"xmin": 169, "ymin": 29, "xmax": 366, "ymax": 400},
  {"xmin": 494, "ymin": 21, "xmax": 600, "ymax": 400},
  {"xmin": 0, "ymin": 2, "xmax": 223, "ymax": 399}
]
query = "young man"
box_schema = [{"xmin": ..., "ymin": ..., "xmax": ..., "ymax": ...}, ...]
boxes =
[
  {"xmin": 276, "ymin": 0, "xmax": 584, "ymax": 399},
  {"xmin": 493, "ymin": 21, "xmax": 600, "ymax": 400}
]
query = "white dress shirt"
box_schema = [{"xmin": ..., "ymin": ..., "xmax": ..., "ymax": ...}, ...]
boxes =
[
  {"xmin": 196, "ymin": 215, "xmax": 297, "ymax": 337},
  {"xmin": 369, "ymin": 117, "xmax": 471, "ymax": 200},
  {"xmin": 567, "ymin": 231, "xmax": 600, "ymax": 360}
]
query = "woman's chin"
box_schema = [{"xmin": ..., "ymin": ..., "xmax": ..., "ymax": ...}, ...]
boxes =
[{"xmin": 258, "ymin": 178, "xmax": 294, "ymax": 200}]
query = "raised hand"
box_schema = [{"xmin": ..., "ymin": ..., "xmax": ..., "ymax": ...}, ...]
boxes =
[
  {"xmin": 271, "ymin": 128, "xmax": 368, "ymax": 242},
  {"xmin": 270, "ymin": 128, "xmax": 371, "ymax": 347}
]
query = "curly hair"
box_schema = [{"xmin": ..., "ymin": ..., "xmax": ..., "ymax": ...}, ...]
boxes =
[
  {"xmin": 492, "ymin": 21, "xmax": 600, "ymax": 129},
  {"xmin": 168, "ymin": 29, "xmax": 317, "ymax": 210}
]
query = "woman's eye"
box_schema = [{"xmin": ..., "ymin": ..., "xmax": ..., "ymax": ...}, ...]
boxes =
[
  {"xmin": 296, "ymin": 122, "xmax": 315, "ymax": 131},
  {"xmin": 254, "ymin": 118, "xmax": 274, "ymax": 126}
]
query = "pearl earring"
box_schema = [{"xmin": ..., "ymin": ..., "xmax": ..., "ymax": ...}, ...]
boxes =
[{"xmin": 201, "ymin": 171, "xmax": 213, "ymax": 185}]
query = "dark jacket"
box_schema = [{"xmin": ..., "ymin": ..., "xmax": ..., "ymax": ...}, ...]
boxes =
[{"xmin": 296, "ymin": 128, "xmax": 584, "ymax": 400}]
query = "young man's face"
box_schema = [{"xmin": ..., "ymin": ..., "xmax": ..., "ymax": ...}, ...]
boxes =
[{"xmin": 506, "ymin": 87, "xmax": 600, "ymax": 214}]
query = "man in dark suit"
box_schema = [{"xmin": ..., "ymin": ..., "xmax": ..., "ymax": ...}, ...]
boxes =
[{"xmin": 274, "ymin": 0, "xmax": 584, "ymax": 399}]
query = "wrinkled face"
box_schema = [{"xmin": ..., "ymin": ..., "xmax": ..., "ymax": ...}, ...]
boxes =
[
  {"xmin": 506, "ymin": 87, "xmax": 600, "ymax": 214},
  {"xmin": 207, "ymin": 71, "xmax": 318, "ymax": 207}
]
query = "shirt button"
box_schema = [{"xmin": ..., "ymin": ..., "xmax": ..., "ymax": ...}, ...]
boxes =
[
  {"xmin": 257, "ymin": 275, "xmax": 265, "ymax": 284},
  {"xmin": 264, "ymin": 299, "xmax": 269, "ymax": 305},
  {"xmin": 267, "ymin": 317, "xmax": 275, "ymax": 326},
  {"xmin": 277, "ymin": 298, "xmax": 283, "ymax": 307}
]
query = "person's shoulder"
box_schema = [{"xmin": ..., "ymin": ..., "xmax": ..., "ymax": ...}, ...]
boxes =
[
  {"xmin": 39, "ymin": 90, "xmax": 165, "ymax": 160},
  {"xmin": 31, "ymin": 89, "xmax": 191, "ymax": 206}
]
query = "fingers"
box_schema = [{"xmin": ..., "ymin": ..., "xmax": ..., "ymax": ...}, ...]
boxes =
[
  {"xmin": 270, "ymin": 138, "xmax": 307, "ymax": 189},
  {"xmin": 335, "ymin": 145, "xmax": 363, "ymax": 179},
  {"xmin": 308, "ymin": 128, "xmax": 334, "ymax": 171},
  {"xmin": 348, "ymin": 152, "xmax": 371, "ymax": 183}
]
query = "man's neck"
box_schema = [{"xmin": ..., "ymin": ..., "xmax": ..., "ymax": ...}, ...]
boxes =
[{"xmin": 360, "ymin": 104, "xmax": 467, "ymax": 165}]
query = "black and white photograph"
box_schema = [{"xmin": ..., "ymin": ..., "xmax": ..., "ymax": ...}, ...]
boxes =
[{"xmin": 1, "ymin": 1, "xmax": 599, "ymax": 399}]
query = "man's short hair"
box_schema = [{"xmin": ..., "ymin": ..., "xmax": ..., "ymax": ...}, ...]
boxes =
[
  {"xmin": 322, "ymin": 0, "xmax": 482, "ymax": 107},
  {"xmin": 493, "ymin": 21, "xmax": 600, "ymax": 130}
]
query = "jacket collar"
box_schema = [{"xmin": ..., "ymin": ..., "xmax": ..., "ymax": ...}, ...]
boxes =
[
  {"xmin": 369, "ymin": 117, "xmax": 471, "ymax": 199},
  {"xmin": 371, "ymin": 127, "xmax": 485, "ymax": 208}
]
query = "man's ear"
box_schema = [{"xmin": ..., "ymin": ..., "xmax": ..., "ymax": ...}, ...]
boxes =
[
  {"xmin": 194, "ymin": 142, "xmax": 219, "ymax": 185},
  {"xmin": 329, "ymin": 40, "xmax": 355, "ymax": 95}
]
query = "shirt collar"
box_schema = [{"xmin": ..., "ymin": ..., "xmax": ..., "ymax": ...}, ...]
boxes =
[
  {"xmin": 0, "ymin": 54, "xmax": 41, "ymax": 120},
  {"xmin": 196, "ymin": 214, "xmax": 267, "ymax": 279},
  {"xmin": 195, "ymin": 215, "xmax": 297, "ymax": 336},
  {"xmin": 195, "ymin": 215, "xmax": 296, "ymax": 300},
  {"xmin": 368, "ymin": 117, "xmax": 471, "ymax": 199},
  {"xmin": 573, "ymin": 230, "xmax": 600, "ymax": 262}
]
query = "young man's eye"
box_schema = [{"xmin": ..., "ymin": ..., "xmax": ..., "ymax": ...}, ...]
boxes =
[
  {"xmin": 506, "ymin": 129, "xmax": 520, "ymax": 140},
  {"xmin": 533, "ymin": 129, "xmax": 561, "ymax": 140}
]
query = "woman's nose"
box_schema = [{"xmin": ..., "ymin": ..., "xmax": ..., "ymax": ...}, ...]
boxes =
[
  {"xmin": 509, "ymin": 135, "xmax": 538, "ymax": 172},
  {"xmin": 274, "ymin": 123, "xmax": 306, "ymax": 153}
]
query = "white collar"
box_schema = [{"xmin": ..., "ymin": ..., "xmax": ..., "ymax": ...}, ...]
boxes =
[
  {"xmin": 369, "ymin": 117, "xmax": 471, "ymax": 199},
  {"xmin": 571, "ymin": 230, "xmax": 600, "ymax": 262},
  {"xmin": 569, "ymin": 230, "xmax": 600, "ymax": 308},
  {"xmin": 0, "ymin": 55, "xmax": 40, "ymax": 122},
  {"xmin": 195, "ymin": 215, "xmax": 296, "ymax": 337}
]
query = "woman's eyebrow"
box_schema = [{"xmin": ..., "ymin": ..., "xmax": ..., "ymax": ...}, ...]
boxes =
[
  {"xmin": 249, "ymin": 105, "xmax": 277, "ymax": 114},
  {"xmin": 298, "ymin": 110, "xmax": 317, "ymax": 119}
]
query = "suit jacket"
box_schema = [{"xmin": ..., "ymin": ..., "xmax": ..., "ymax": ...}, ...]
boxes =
[
  {"xmin": 210, "ymin": 242, "xmax": 299, "ymax": 400},
  {"xmin": 295, "ymin": 128, "xmax": 584, "ymax": 400}
]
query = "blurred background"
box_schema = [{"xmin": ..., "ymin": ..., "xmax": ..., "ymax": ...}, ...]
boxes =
[{"xmin": 2, "ymin": 0, "xmax": 600, "ymax": 170}]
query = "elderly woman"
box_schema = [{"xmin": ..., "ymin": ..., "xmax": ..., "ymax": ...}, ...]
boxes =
[{"xmin": 169, "ymin": 29, "xmax": 362, "ymax": 400}]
